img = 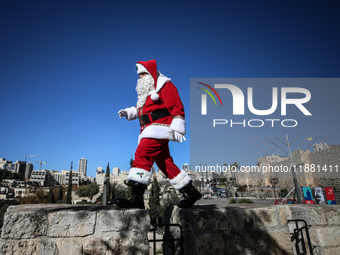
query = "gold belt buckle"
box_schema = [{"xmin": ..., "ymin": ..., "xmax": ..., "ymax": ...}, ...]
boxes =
[{"xmin": 139, "ymin": 115, "xmax": 146, "ymax": 126}]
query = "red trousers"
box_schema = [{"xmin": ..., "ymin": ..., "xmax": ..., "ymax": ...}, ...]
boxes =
[{"xmin": 132, "ymin": 138, "xmax": 181, "ymax": 179}]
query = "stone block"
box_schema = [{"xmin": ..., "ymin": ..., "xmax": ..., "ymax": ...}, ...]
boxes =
[
  {"xmin": 311, "ymin": 227, "xmax": 340, "ymax": 247},
  {"xmin": 215, "ymin": 208, "xmax": 241, "ymax": 231},
  {"xmin": 1, "ymin": 210, "xmax": 48, "ymax": 239},
  {"xmin": 278, "ymin": 206, "xmax": 288, "ymax": 227},
  {"xmin": 123, "ymin": 209, "xmax": 150, "ymax": 233},
  {"xmin": 323, "ymin": 206, "xmax": 340, "ymax": 225},
  {"xmin": 0, "ymin": 240, "xmax": 58, "ymax": 255},
  {"xmin": 265, "ymin": 229, "xmax": 293, "ymax": 250},
  {"xmin": 195, "ymin": 233, "xmax": 224, "ymax": 255},
  {"xmin": 48, "ymin": 210, "xmax": 96, "ymax": 237},
  {"xmin": 97, "ymin": 209, "xmax": 150, "ymax": 234},
  {"xmin": 97, "ymin": 210, "xmax": 125, "ymax": 233},
  {"xmin": 253, "ymin": 207, "xmax": 278, "ymax": 229},
  {"xmin": 57, "ymin": 240, "xmax": 82, "ymax": 255},
  {"xmin": 285, "ymin": 205, "xmax": 327, "ymax": 226},
  {"xmin": 320, "ymin": 247, "xmax": 340, "ymax": 255},
  {"xmin": 83, "ymin": 237, "xmax": 149, "ymax": 255}
]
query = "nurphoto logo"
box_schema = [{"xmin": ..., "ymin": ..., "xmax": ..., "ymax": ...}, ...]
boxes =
[{"xmin": 197, "ymin": 81, "xmax": 312, "ymax": 128}]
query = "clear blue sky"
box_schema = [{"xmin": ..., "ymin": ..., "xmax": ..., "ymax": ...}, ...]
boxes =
[{"xmin": 1, "ymin": 0, "xmax": 339, "ymax": 178}]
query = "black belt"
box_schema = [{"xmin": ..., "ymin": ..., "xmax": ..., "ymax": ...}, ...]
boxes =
[{"xmin": 139, "ymin": 109, "xmax": 171, "ymax": 126}]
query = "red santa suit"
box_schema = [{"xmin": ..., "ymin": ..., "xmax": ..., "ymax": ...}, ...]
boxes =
[{"xmin": 121, "ymin": 59, "xmax": 191, "ymax": 190}]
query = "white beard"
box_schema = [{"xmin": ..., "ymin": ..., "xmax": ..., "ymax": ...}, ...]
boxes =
[{"xmin": 136, "ymin": 74, "xmax": 154, "ymax": 109}]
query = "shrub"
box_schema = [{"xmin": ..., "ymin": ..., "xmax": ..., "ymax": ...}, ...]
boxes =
[
  {"xmin": 238, "ymin": 198, "xmax": 253, "ymax": 203},
  {"xmin": 229, "ymin": 198, "xmax": 237, "ymax": 204}
]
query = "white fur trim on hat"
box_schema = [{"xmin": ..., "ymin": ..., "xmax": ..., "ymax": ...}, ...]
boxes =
[
  {"xmin": 150, "ymin": 93, "xmax": 160, "ymax": 101},
  {"xmin": 170, "ymin": 117, "xmax": 186, "ymax": 135},
  {"xmin": 136, "ymin": 63, "xmax": 148, "ymax": 74},
  {"xmin": 170, "ymin": 170, "xmax": 192, "ymax": 190},
  {"xmin": 128, "ymin": 167, "xmax": 152, "ymax": 185}
]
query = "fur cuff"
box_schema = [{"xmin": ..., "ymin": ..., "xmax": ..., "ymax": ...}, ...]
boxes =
[
  {"xmin": 125, "ymin": 107, "xmax": 138, "ymax": 121},
  {"xmin": 128, "ymin": 167, "xmax": 152, "ymax": 185},
  {"xmin": 169, "ymin": 117, "xmax": 186, "ymax": 135},
  {"xmin": 170, "ymin": 170, "xmax": 191, "ymax": 190}
]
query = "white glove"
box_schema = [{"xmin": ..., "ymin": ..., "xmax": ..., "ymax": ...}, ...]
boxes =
[
  {"xmin": 118, "ymin": 109, "xmax": 127, "ymax": 118},
  {"xmin": 174, "ymin": 131, "xmax": 186, "ymax": 143}
]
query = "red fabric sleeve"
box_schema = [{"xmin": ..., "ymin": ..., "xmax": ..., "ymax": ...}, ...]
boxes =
[{"xmin": 160, "ymin": 82, "xmax": 185, "ymax": 119}]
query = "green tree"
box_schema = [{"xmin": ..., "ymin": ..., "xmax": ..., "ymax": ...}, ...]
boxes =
[
  {"xmin": 1, "ymin": 170, "xmax": 7, "ymax": 181},
  {"xmin": 161, "ymin": 190, "xmax": 179, "ymax": 210},
  {"xmin": 237, "ymin": 185, "xmax": 247, "ymax": 193},
  {"xmin": 129, "ymin": 157, "xmax": 134, "ymax": 168},
  {"xmin": 46, "ymin": 186, "xmax": 55, "ymax": 203},
  {"xmin": 219, "ymin": 177, "xmax": 227, "ymax": 184},
  {"xmin": 149, "ymin": 177, "xmax": 162, "ymax": 224},
  {"xmin": 76, "ymin": 183, "xmax": 100, "ymax": 201},
  {"xmin": 64, "ymin": 162, "xmax": 73, "ymax": 204},
  {"xmin": 105, "ymin": 162, "xmax": 111, "ymax": 202}
]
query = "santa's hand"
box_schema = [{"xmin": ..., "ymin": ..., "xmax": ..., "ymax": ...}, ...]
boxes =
[
  {"xmin": 118, "ymin": 109, "xmax": 127, "ymax": 118},
  {"xmin": 173, "ymin": 131, "xmax": 186, "ymax": 143}
]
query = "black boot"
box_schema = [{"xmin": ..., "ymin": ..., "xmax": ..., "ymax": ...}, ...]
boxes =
[
  {"xmin": 113, "ymin": 180, "xmax": 147, "ymax": 209},
  {"xmin": 177, "ymin": 181, "xmax": 202, "ymax": 208}
]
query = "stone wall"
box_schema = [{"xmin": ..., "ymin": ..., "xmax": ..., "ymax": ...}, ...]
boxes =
[
  {"xmin": 169, "ymin": 204, "xmax": 340, "ymax": 255},
  {"xmin": 0, "ymin": 204, "xmax": 150, "ymax": 255},
  {"xmin": 1, "ymin": 204, "xmax": 340, "ymax": 255}
]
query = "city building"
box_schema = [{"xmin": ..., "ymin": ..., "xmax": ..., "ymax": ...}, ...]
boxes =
[
  {"xmin": 78, "ymin": 158, "xmax": 87, "ymax": 176},
  {"xmin": 62, "ymin": 170, "xmax": 80, "ymax": 185},
  {"xmin": 25, "ymin": 164, "xmax": 34, "ymax": 179},
  {"xmin": 112, "ymin": 167, "xmax": 120, "ymax": 176},
  {"xmin": 30, "ymin": 170, "xmax": 54, "ymax": 186},
  {"xmin": 182, "ymin": 163, "xmax": 190, "ymax": 172}
]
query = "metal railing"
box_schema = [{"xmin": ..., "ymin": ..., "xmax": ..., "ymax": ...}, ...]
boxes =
[
  {"xmin": 288, "ymin": 219, "xmax": 316, "ymax": 255},
  {"xmin": 149, "ymin": 223, "xmax": 185, "ymax": 255}
]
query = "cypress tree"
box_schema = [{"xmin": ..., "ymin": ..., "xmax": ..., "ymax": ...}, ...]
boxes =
[
  {"xmin": 64, "ymin": 162, "xmax": 73, "ymax": 204},
  {"xmin": 47, "ymin": 186, "xmax": 55, "ymax": 203},
  {"xmin": 105, "ymin": 162, "xmax": 111, "ymax": 203},
  {"xmin": 149, "ymin": 176, "xmax": 161, "ymax": 224}
]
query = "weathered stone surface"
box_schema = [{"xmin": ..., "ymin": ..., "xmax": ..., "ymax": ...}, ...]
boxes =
[
  {"xmin": 253, "ymin": 207, "xmax": 278, "ymax": 229},
  {"xmin": 83, "ymin": 237, "xmax": 149, "ymax": 255},
  {"xmin": 123, "ymin": 209, "xmax": 150, "ymax": 233},
  {"xmin": 321, "ymin": 247, "xmax": 340, "ymax": 255},
  {"xmin": 323, "ymin": 206, "xmax": 340, "ymax": 225},
  {"xmin": 1, "ymin": 208, "xmax": 48, "ymax": 239},
  {"xmin": 97, "ymin": 210, "xmax": 125, "ymax": 233},
  {"xmin": 171, "ymin": 205, "xmax": 295, "ymax": 255},
  {"xmin": 48, "ymin": 210, "xmax": 96, "ymax": 237},
  {"xmin": 97, "ymin": 209, "xmax": 150, "ymax": 234},
  {"xmin": 0, "ymin": 240, "xmax": 59, "ymax": 255},
  {"xmin": 57, "ymin": 240, "xmax": 82, "ymax": 255},
  {"xmin": 196, "ymin": 233, "xmax": 224, "ymax": 255},
  {"xmin": 286, "ymin": 205, "xmax": 327, "ymax": 226},
  {"xmin": 312, "ymin": 227, "xmax": 340, "ymax": 247}
]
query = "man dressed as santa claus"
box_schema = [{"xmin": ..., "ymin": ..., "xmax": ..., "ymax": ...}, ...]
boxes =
[{"xmin": 113, "ymin": 59, "xmax": 202, "ymax": 209}]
